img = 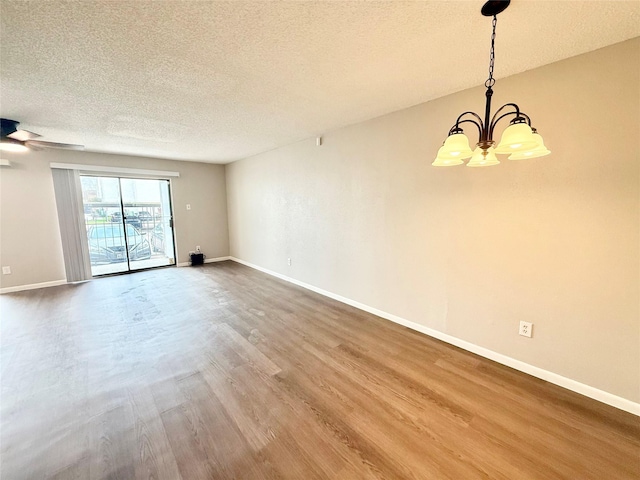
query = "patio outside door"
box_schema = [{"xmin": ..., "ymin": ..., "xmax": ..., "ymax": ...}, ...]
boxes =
[{"xmin": 80, "ymin": 176, "xmax": 176, "ymax": 276}]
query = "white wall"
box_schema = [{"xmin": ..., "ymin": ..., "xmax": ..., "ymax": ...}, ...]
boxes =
[
  {"xmin": 0, "ymin": 149, "xmax": 229, "ymax": 289},
  {"xmin": 226, "ymin": 39, "xmax": 640, "ymax": 403}
]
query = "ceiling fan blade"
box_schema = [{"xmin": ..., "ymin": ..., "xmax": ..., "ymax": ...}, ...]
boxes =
[
  {"xmin": 25, "ymin": 140, "xmax": 84, "ymax": 151},
  {"xmin": 7, "ymin": 129, "xmax": 41, "ymax": 141}
]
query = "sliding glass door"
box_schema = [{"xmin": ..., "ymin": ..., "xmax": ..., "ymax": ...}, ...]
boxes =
[{"xmin": 80, "ymin": 176, "xmax": 176, "ymax": 276}]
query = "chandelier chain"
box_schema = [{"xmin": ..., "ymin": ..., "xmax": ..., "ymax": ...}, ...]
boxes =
[{"xmin": 485, "ymin": 14, "xmax": 497, "ymax": 88}]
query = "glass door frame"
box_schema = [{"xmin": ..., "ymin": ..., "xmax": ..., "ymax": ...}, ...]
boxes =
[{"xmin": 80, "ymin": 174, "xmax": 178, "ymax": 277}]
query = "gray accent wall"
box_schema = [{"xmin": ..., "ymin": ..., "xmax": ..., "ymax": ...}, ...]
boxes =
[{"xmin": 225, "ymin": 39, "xmax": 640, "ymax": 403}]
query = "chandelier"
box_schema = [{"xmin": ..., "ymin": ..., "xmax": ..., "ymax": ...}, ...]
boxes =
[{"xmin": 433, "ymin": 0, "xmax": 550, "ymax": 167}]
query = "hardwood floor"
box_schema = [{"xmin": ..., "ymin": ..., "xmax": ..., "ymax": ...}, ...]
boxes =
[{"xmin": 1, "ymin": 261, "xmax": 638, "ymax": 479}]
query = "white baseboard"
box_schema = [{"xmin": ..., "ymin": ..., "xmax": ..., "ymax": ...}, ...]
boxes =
[
  {"xmin": 177, "ymin": 256, "xmax": 231, "ymax": 267},
  {"xmin": 0, "ymin": 279, "xmax": 67, "ymax": 294},
  {"xmin": 229, "ymin": 256, "xmax": 639, "ymax": 416}
]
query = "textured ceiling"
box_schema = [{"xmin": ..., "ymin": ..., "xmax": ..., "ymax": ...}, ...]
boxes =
[{"xmin": 1, "ymin": 1, "xmax": 639, "ymax": 163}]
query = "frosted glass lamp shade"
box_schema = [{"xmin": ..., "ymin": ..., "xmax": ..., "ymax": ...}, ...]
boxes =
[
  {"xmin": 0, "ymin": 139, "xmax": 28, "ymax": 153},
  {"xmin": 432, "ymin": 146, "xmax": 464, "ymax": 166},
  {"xmin": 439, "ymin": 133, "xmax": 474, "ymax": 159},
  {"xmin": 467, "ymin": 146, "xmax": 500, "ymax": 167},
  {"xmin": 494, "ymin": 123, "xmax": 539, "ymax": 154},
  {"xmin": 508, "ymin": 133, "xmax": 550, "ymax": 160}
]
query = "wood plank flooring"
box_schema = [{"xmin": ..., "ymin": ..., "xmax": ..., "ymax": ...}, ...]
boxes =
[{"xmin": 1, "ymin": 261, "xmax": 638, "ymax": 479}]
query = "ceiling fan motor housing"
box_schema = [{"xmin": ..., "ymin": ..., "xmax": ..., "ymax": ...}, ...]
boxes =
[{"xmin": 0, "ymin": 118, "xmax": 20, "ymax": 138}]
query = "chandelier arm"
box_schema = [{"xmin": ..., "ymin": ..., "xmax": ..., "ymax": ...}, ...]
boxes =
[
  {"xmin": 454, "ymin": 111, "xmax": 485, "ymax": 130},
  {"xmin": 451, "ymin": 119, "xmax": 483, "ymax": 142},
  {"xmin": 489, "ymin": 111, "xmax": 531, "ymax": 139},
  {"xmin": 490, "ymin": 103, "xmax": 521, "ymax": 126}
]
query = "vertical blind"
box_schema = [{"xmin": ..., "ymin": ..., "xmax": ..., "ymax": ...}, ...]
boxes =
[{"xmin": 51, "ymin": 168, "xmax": 92, "ymax": 282}]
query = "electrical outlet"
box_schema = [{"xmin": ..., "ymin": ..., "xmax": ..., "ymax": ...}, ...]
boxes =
[
  {"xmin": 186, "ymin": 204, "xmax": 191, "ymax": 210},
  {"xmin": 287, "ymin": 258, "xmax": 291, "ymax": 266},
  {"xmin": 196, "ymin": 245, "xmax": 201, "ymax": 252},
  {"xmin": 519, "ymin": 321, "xmax": 533, "ymax": 338},
  {"xmin": 2, "ymin": 266, "xmax": 11, "ymax": 275}
]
